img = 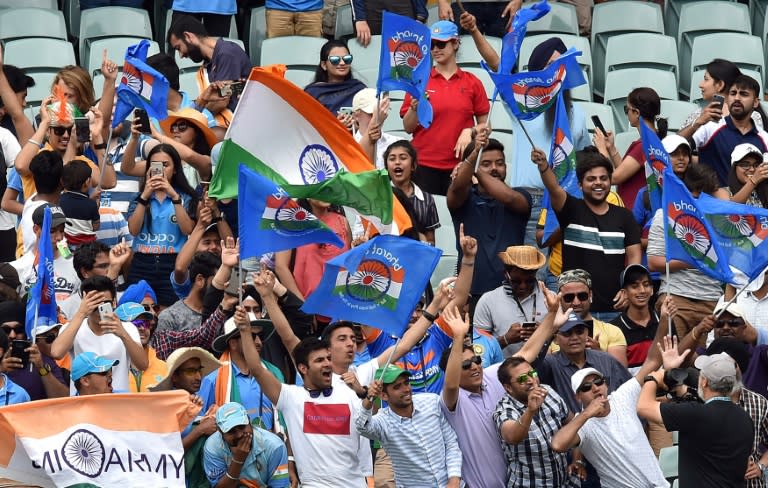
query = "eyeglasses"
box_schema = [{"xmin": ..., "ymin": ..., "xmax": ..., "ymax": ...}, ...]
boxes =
[
  {"xmin": 507, "ymin": 277, "xmax": 537, "ymax": 287},
  {"xmin": 714, "ymin": 318, "xmax": 746, "ymax": 328},
  {"xmin": 36, "ymin": 333, "xmax": 57, "ymax": 344},
  {"xmin": 132, "ymin": 319, "xmax": 154, "ymax": 330},
  {"xmin": 623, "ymin": 105, "xmax": 639, "ymax": 115},
  {"xmin": 578, "ymin": 376, "xmax": 606, "ymax": 392},
  {"xmin": 176, "ymin": 366, "xmax": 204, "ymax": 376},
  {"xmin": 142, "ymin": 304, "xmax": 159, "ymax": 314},
  {"xmin": 736, "ymin": 160, "xmax": 762, "ymax": 170},
  {"xmin": 51, "ymin": 126, "xmax": 73, "ymax": 136},
  {"xmin": 170, "ymin": 120, "xmax": 189, "ymax": 133},
  {"xmin": 307, "ymin": 387, "xmax": 333, "ymax": 398},
  {"xmin": 461, "ymin": 356, "xmax": 482, "ymax": 370},
  {"xmin": 1, "ymin": 324, "xmax": 22, "ymax": 335},
  {"xmin": 327, "ymin": 54, "xmax": 353, "ymax": 66},
  {"xmin": 562, "ymin": 292, "xmax": 589, "ymax": 303},
  {"xmin": 431, "ymin": 40, "xmax": 449, "ymax": 50},
  {"xmin": 516, "ymin": 369, "xmax": 538, "ymax": 384},
  {"xmin": 558, "ymin": 326, "xmax": 587, "ymax": 337}
]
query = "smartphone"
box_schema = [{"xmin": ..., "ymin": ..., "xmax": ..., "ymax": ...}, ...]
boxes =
[
  {"xmin": 10, "ymin": 339, "xmax": 31, "ymax": 369},
  {"xmin": 135, "ymin": 108, "xmax": 151, "ymax": 134},
  {"xmin": 149, "ymin": 160, "xmax": 164, "ymax": 178},
  {"xmin": 74, "ymin": 117, "xmax": 90, "ymax": 143},
  {"xmin": 712, "ymin": 94, "xmax": 725, "ymax": 109},
  {"xmin": 522, "ymin": 322, "xmax": 537, "ymax": 329},
  {"xmin": 338, "ymin": 106, "xmax": 354, "ymax": 116},
  {"xmin": 98, "ymin": 302, "xmax": 114, "ymax": 323},
  {"xmin": 219, "ymin": 81, "xmax": 245, "ymax": 98},
  {"xmin": 590, "ymin": 115, "xmax": 607, "ymax": 136},
  {"xmin": 225, "ymin": 268, "xmax": 242, "ymax": 296}
]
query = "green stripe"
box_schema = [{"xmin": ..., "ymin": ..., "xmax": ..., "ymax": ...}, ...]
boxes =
[{"xmin": 564, "ymin": 226, "xmax": 626, "ymax": 252}]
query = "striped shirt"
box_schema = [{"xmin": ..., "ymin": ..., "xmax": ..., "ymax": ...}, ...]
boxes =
[
  {"xmin": 493, "ymin": 387, "xmax": 579, "ymax": 488},
  {"xmin": 739, "ymin": 387, "xmax": 768, "ymax": 488},
  {"xmin": 356, "ymin": 393, "xmax": 462, "ymax": 487},
  {"xmin": 96, "ymin": 207, "xmax": 134, "ymax": 248}
]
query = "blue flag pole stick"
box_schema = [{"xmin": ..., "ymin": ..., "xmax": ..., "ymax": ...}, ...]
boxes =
[
  {"xmin": 665, "ymin": 260, "xmax": 672, "ymax": 338},
  {"xmin": 714, "ymin": 279, "xmax": 755, "ymax": 320},
  {"xmin": 474, "ymin": 95, "xmax": 498, "ymax": 173}
]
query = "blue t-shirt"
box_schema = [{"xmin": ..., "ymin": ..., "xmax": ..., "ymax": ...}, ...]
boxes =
[
  {"xmin": 473, "ymin": 330, "xmax": 503, "ymax": 367},
  {"xmin": 127, "ymin": 191, "xmax": 191, "ymax": 254},
  {"xmin": 172, "ymin": 0, "xmax": 236, "ymax": 14},
  {"xmin": 203, "ymin": 428, "xmax": 288, "ymax": 487},
  {"xmin": 266, "ymin": 0, "xmax": 323, "ymax": 12},
  {"xmin": 631, "ymin": 188, "xmax": 661, "ymax": 282},
  {"xmin": 0, "ymin": 374, "xmax": 31, "ymax": 405},
  {"xmin": 7, "ymin": 167, "xmax": 22, "ymax": 194}
]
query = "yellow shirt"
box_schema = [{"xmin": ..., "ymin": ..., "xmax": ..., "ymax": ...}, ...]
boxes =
[
  {"xmin": 549, "ymin": 319, "xmax": 628, "ymax": 353},
  {"xmin": 129, "ymin": 347, "xmax": 167, "ymax": 392},
  {"xmin": 536, "ymin": 191, "xmax": 625, "ymax": 275}
]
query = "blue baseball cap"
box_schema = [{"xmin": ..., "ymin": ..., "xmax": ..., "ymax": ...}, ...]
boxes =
[
  {"xmin": 115, "ymin": 302, "xmax": 153, "ymax": 322},
  {"xmin": 71, "ymin": 352, "xmax": 119, "ymax": 381},
  {"xmin": 215, "ymin": 402, "xmax": 249, "ymax": 433},
  {"xmin": 117, "ymin": 280, "xmax": 157, "ymax": 307},
  {"xmin": 559, "ymin": 313, "xmax": 588, "ymax": 333},
  {"xmin": 430, "ymin": 20, "xmax": 459, "ymax": 41}
]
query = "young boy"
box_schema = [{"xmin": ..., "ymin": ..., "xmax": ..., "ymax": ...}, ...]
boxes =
[{"xmin": 59, "ymin": 160, "xmax": 100, "ymax": 247}]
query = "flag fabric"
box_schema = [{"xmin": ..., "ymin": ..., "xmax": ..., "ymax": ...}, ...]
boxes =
[
  {"xmin": 485, "ymin": 48, "xmax": 586, "ymax": 121},
  {"xmin": 112, "ymin": 39, "xmax": 170, "ymax": 128},
  {"xmin": 25, "ymin": 207, "xmax": 58, "ymax": 339},
  {"xmin": 214, "ymin": 140, "xmax": 394, "ymax": 225},
  {"xmin": 377, "ymin": 11, "xmax": 433, "ymax": 128},
  {"xmin": 238, "ymin": 164, "xmax": 344, "ymax": 259},
  {"xmin": 662, "ymin": 168, "xmax": 735, "ymax": 284},
  {"xmin": 639, "ymin": 121, "xmax": 671, "ymax": 216},
  {"xmin": 210, "ymin": 67, "xmax": 411, "ymax": 235},
  {"xmin": 302, "ymin": 236, "xmax": 442, "ymax": 337},
  {"xmin": 0, "ymin": 391, "xmax": 198, "ymax": 487},
  {"xmin": 541, "ymin": 93, "xmax": 581, "ymax": 242},
  {"xmin": 498, "ymin": 0, "xmax": 551, "ymax": 75}
]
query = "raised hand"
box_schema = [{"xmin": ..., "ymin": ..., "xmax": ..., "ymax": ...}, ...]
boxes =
[
  {"xmin": 220, "ymin": 237, "xmax": 239, "ymax": 268},
  {"xmin": 443, "ymin": 305, "xmax": 469, "ymax": 339},
  {"xmin": 659, "ymin": 335, "xmax": 690, "ymax": 370},
  {"xmin": 527, "ymin": 385, "xmax": 548, "ymax": 412},
  {"xmin": 101, "ymin": 49, "xmax": 119, "ymax": 82},
  {"xmin": 458, "ymin": 223, "xmax": 478, "ymax": 259}
]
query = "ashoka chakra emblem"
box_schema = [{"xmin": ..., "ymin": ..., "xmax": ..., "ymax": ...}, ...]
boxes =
[
  {"xmin": 345, "ymin": 259, "xmax": 392, "ymax": 302},
  {"xmin": 62, "ymin": 429, "xmax": 105, "ymax": 478},
  {"xmin": 274, "ymin": 199, "xmax": 318, "ymax": 232},
  {"xmin": 299, "ymin": 145, "xmax": 339, "ymax": 184}
]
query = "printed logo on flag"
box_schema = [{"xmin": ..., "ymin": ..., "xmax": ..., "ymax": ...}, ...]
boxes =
[
  {"xmin": 709, "ymin": 213, "xmax": 768, "ymax": 249},
  {"xmin": 512, "ymin": 64, "xmax": 565, "ymax": 114},
  {"xmin": 667, "ymin": 200, "xmax": 717, "ymax": 268},
  {"xmin": 387, "ymin": 30, "xmax": 428, "ymax": 81},
  {"xmin": 333, "ymin": 244, "xmax": 404, "ymax": 311},
  {"xmin": 299, "ymin": 144, "xmax": 339, "ymax": 184},
  {"xmin": 646, "ymin": 151, "xmax": 667, "ymax": 192},
  {"xmin": 260, "ymin": 188, "xmax": 325, "ymax": 236},
  {"xmin": 121, "ymin": 62, "xmax": 154, "ymax": 103},
  {"xmin": 551, "ymin": 127, "xmax": 574, "ymax": 181},
  {"xmin": 61, "ymin": 429, "xmax": 105, "ymax": 477}
]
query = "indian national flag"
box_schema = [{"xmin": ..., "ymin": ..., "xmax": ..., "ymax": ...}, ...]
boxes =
[
  {"xmin": 333, "ymin": 259, "xmax": 404, "ymax": 311},
  {"xmin": 0, "ymin": 391, "xmax": 198, "ymax": 487}
]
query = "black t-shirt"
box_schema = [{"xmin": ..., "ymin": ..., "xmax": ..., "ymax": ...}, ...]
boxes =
[
  {"xmin": 610, "ymin": 312, "xmax": 662, "ymax": 368},
  {"xmin": 660, "ymin": 400, "xmax": 753, "ymax": 488},
  {"xmin": 555, "ymin": 195, "xmax": 641, "ymax": 312}
]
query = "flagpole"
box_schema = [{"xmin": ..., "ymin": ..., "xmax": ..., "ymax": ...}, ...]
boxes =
[
  {"xmin": 474, "ymin": 95, "xmax": 498, "ymax": 173},
  {"xmin": 237, "ymin": 260, "xmax": 243, "ymax": 306},
  {"xmin": 665, "ymin": 260, "xmax": 672, "ymax": 338},
  {"xmin": 714, "ymin": 278, "xmax": 756, "ymax": 319},
  {"xmin": 375, "ymin": 337, "xmax": 402, "ymax": 382}
]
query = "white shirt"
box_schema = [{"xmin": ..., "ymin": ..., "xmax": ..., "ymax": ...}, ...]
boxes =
[
  {"xmin": 0, "ymin": 128, "xmax": 20, "ymax": 230},
  {"xmin": 61, "ymin": 318, "xmax": 142, "ymax": 395},
  {"xmin": 11, "ymin": 251, "xmax": 81, "ymax": 320},
  {"xmin": 736, "ymin": 290, "xmax": 768, "ymax": 331},
  {"xmin": 20, "ymin": 195, "xmax": 48, "ymax": 255},
  {"xmin": 353, "ymin": 130, "xmax": 404, "ymax": 169}
]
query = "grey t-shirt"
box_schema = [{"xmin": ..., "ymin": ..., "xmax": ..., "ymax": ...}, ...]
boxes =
[
  {"xmin": 474, "ymin": 285, "xmax": 548, "ymax": 356},
  {"xmin": 157, "ymin": 299, "xmax": 202, "ymax": 334}
]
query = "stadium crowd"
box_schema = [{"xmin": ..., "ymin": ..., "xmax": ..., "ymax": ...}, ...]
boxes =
[{"xmin": 0, "ymin": 0, "xmax": 767, "ymax": 487}]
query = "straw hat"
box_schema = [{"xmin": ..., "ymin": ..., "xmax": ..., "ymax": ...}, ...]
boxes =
[
  {"xmin": 497, "ymin": 245, "xmax": 546, "ymax": 270},
  {"xmin": 149, "ymin": 347, "xmax": 221, "ymax": 392},
  {"xmin": 159, "ymin": 108, "xmax": 219, "ymax": 150}
]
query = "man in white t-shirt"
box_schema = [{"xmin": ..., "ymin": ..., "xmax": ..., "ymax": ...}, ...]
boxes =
[
  {"xmin": 12, "ymin": 204, "xmax": 81, "ymax": 320},
  {"xmin": 352, "ymin": 88, "xmax": 403, "ymax": 169},
  {"xmin": 0, "ymin": 126, "xmax": 20, "ymax": 261},
  {"xmin": 51, "ymin": 275, "xmax": 148, "ymax": 394}
]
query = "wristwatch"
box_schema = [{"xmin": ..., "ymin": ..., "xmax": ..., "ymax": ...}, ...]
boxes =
[
  {"xmin": 643, "ymin": 375, "xmax": 658, "ymax": 385},
  {"xmin": 356, "ymin": 386, "xmax": 369, "ymax": 399},
  {"xmin": 38, "ymin": 364, "xmax": 52, "ymax": 377}
]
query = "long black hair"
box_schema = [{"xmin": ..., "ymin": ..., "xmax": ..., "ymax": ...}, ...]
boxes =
[
  {"xmin": 628, "ymin": 87, "xmax": 668, "ymax": 140},
  {"xmin": 312, "ymin": 40, "xmax": 352, "ymax": 84},
  {"xmin": 139, "ymin": 144, "xmax": 199, "ymax": 232}
]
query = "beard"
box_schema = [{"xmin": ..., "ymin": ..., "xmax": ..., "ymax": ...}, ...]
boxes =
[{"xmin": 187, "ymin": 44, "xmax": 205, "ymax": 63}]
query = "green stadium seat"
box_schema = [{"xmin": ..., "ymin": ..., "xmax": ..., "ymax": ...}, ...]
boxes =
[
  {"xmin": 661, "ymin": 100, "xmax": 698, "ymax": 132},
  {"xmin": 25, "ymin": 71, "xmax": 57, "ymax": 106},
  {"xmin": 4, "ymin": 38, "xmax": 76, "ymax": 71},
  {"xmin": 0, "ymin": 8, "xmax": 67, "ymax": 43},
  {"xmin": 457, "ymin": 35, "xmax": 501, "ymax": 68},
  {"xmin": 387, "ymin": 130, "xmax": 410, "ymax": 140},
  {"xmin": 659, "ymin": 445, "xmax": 679, "ymax": 479},
  {"xmin": 689, "ymin": 33, "xmax": 764, "ymax": 100},
  {"xmin": 601, "ymin": 33, "xmax": 678, "ymax": 100},
  {"xmin": 665, "ymin": 0, "xmax": 736, "ymax": 39},
  {"xmin": 179, "ymin": 71, "xmax": 199, "ymax": 98},
  {"xmin": 524, "ymin": 1, "xmax": 579, "ymax": 36},
  {"xmin": 604, "ymin": 68, "xmax": 678, "ymax": 132},
  {"xmin": 174, "ymin": 50, "xmax": 202, "ymax": 75},
  {"xmin": 432, "ymin": 194, "xmax": 458, "ymax": 286},
  {"xmin": 519, "ymin": 34, "xmax": 592, "ymax": 85},
  {"xmin": 260, "ymin": 36, "xmax": 328, "ymax": 70},
  {"xmin": 382, "ymin": 110, "xmax": 404, "ymax": 132},
  {"xmin": 87, "ymin": 38, "xmax": 160, "ymax": 78},
  {"xmin": 0, "ymin": 0, "xmax": 56, "ymax": 8},
  {"xmin": 575, "ymin": 101, "xmax": 616, "ymax": 135},
  {"xmin": 79, "ymin": 7, "xmax": 153, "ymax": 66},
  {"xmin": 284, "ymin": 69, "xmax": 315, "ymax": 89},
  {"xmin": 591, "ymin": 1, "xmax": 664, "ymax": 98},
  {"xmin": 348, "ymin": 35, "xmax": 381, "ymax": 87},
  {"xmin": 247, "ymin": 7, "xmax": 267, "ymax": 67},
  {"xmin": 613, "ymin": 131, "xmax": 637, "ymax": 157}
]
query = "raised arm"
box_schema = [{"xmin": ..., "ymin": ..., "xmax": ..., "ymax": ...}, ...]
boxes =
[
  {"xmin": 96, "ymin": 50, "xmax": 118, "ymax": 142},
  {"xmin": 514, "ymin": 285, "xmax": 568, "ymax": 363},
  {"xmin": 0, "ymin": 46, "xmax": 33, "ymax": 143},
  {"xmin": 475, "ymin": 167, "xmax": 530, "ymax": 213},
  {"xmin": 253, "ymin": 270, "xmax": 301, "ymax": 354},
  {"xmin": 236, "ymin": 305, "xmax": 283, "ymax": 405},
  {"xmin": 50, "ymin": 291, "xmax": 103, "ymax": 359},
  {"xmin": 459, "ymin": 12, "xmax": 501, "ymax": 71},
  {"xmin": 532, "ymin": 147, "xmax": 567, "ymax": 212},
  {"xmin": 551, "ymin": 395, "xmax": 608, "ymax": 452},
  {"xmin": 15, "ymin": 97, "xmax": 53, "ymax": 176},
  {"xmin": 441, "ymin": 305, "xmax": 470, "ymax": 411},
  {"xmin": 447, "ymin": 129, "xmax": 488, "ymax": 210}
]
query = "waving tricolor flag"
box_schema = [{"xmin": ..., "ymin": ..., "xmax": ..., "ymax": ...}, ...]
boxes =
[
  {"xmin": 498, "ymin": 0, "xmax": 551, "ymax": 75},
  {"xmin": 112, "ymin": 39, "xmax": 169, "ymax": 128},
  {"xmin": 639, "ymin": 121, "xmax": 671, "ymax": 216},
  {"xmin": 25, "ymin": 206, "xmax": 58, "ymax": 339}
]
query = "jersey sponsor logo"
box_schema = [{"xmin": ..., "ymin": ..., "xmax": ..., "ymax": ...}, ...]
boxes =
[{"xmin": 302, "ymin": 403, "xmax": 350, "ymax": 435}]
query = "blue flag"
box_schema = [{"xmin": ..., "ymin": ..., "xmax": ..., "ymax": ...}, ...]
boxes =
[
  {"xmin": 302, "ymin": 235, "xmax": 442, "ymax": 337},
  {"xmin": 639, "ymin": 121, "xmax": 670, "ymax": 216},
  {"xmin": 238, "ymin": 165, "xmax": 344, "ymax": 260},
  {"xmin": 498, "ymin": 0, "xmax": 551, "ymax": 75},
  {"xmin": 25, "ymin": 207, "xmax": 58, "ymax": 339},
  {"xmin": 377, "ymin": 11, "xmax": 433, "ymax": 128},
  {"xmin": 112, "ymin": 39, "xmax": 170, "ymax": 128},
  {"xmin": 662, "ymin": 168, "xmax": 735, "ymax": 284},
  {"xmin": 485, "ymin": 48, "xmax": 586, "ymax": 121},
  {"xmin": 542, "ymin": 93, "xmax": 581, "ymax": 242}
]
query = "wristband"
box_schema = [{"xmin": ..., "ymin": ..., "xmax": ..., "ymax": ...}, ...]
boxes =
[
  {"xmin": 691, "ymin": 327, "xmax": 699, "ymax": 341},
  {"xmin": 136, "ymin": 196, "xmax": 149, "ymax": 206},
  {"xmin": 171, "ymin": 197, "xmax": 182, "ymax": 205},
  {"xmin": 421, "ymin": 310, "xmax": 438, "ymax": 323},
  {"xmin": 211, "ymin": 216, "xmax": 222, "ymax": 224},
  {"xmin": 231, "ymin": 459, "xmax": 244, "ymax": 465},
  {"xmin": 93, "ymin": 142, "xmax": 107, "ymax": 150},
  {"xmin": 575, "ymin": 460, "xmax": 586, "ymax": 467},
  {"xmin": 643, "ymin": 375, "xmax": 658, "ymax": 386},
  {"xmin": 27, "ymin": 138, "xmax": 43, "ymax": 148},
  {"xmin": 356, "ymin": 385, "xmax": 369, "ymax": 399},
  {"xmin": 287, "ymin": 456, "xmax": 295, "ymax": 463},
  {"xmin": 224, "ymin": 471, "xmax": 238, "ymax": 480},
  {"xmin": 748, "ymin": 175, "xmax": 757, "ymax": 186},
  {"xmin": 538, "ymin": 165, "xmax": 549, "ymax": 174},
  {"xmin": 501, "ymin": 335, "xmax": 509, "ymax": 347}
]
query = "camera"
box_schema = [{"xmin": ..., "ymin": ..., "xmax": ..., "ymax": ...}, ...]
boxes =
[{"xmin": 664, "ymin": 368, "xmax": 701, "ymax": 403}]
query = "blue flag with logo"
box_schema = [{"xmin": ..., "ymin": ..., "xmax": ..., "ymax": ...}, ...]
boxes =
[
  {"xmin": 25, "ymin": 207, "xmax": 58, "ymax": 339},
  {"xmin": 498, "ymin": 0, "xmax": 551, "ymax": 75},
  {"xmin": 662, "ymin": 168, "xmax": 735, "ymax": 284},
  {"xmin": 377, "ymin": 11, "xmax": 433, "ymax": 128},
  {"xmin": 639, "ymin": 121, "xmax": 670, "ymax": 216},
  {"xmin": 112, "ymin": 39, "xmax": 169, "ymax": 128},
  {"xmin": 302, "ymin": 235, "xmax": 442, "ymax": 337},
  {"xmin": 485, "ymin": 48, "xmax": 586, "ymax": 121},
  {"xmin": 238, "ymin": 165, "xmax": 344, "ymax": 259},
  {"xmin": 541, "ymin": 93, "xmax": 581, "ymax": 242}
]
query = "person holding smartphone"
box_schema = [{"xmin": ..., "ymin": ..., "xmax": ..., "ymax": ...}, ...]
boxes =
[
  {"xmin": 304, "ymin": 40, "xmax": 367, "ymax": 125},
  {"xmin": 0, "ymin": 327, "xmax": 30, "ymax": 406}
]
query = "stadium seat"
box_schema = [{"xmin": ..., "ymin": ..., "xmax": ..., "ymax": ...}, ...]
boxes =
[
  {"xmin": 334, "ymin": 2, "xmax": 354, "ymax": 40},
  {"xmin": 3, "ymin": 38, "xmax": 76, "ymax": 71},
  {"xmin": 87, "ymin": 38, "xmax": 160, "ymax": 77},
  {"xmin": 603, "ymin": 68, "xmax": 678, "ymax": 132},
  {"xmin": 174, "ymin": 50, "xmax": 202, "ymax": 75},
  {"xmin": 755, "ymin": 0, "xmax": 768, "ymax": 41},
  {"xmin": 659, "ymin": 445, "xmax": 679, "ymax": 479},
  {"xmin": 247, "ymin": 6, "xmax": 266, "ymax": 67},
  {"xmin": 348, "ymin": 35, "xmax": 381, "ymax": 87},
  {"xmin": 518, "ymin": 34, "xmax": 592, "ymax": 85},
  {"xmin": 689, "ymin": 68, "xmax": 765, "ymax": 103},
  {"xmin": 457, "ymin": 35, "xmax": 501, "ymax": 68},
  {"xmin": 432, "ymin": 194, "xmax": 458, "ymax": 287},
  {"xmin": 664, "ymin": 0, "xmax": 735, "ymax": 39},
  {"xmin": 576, "ymin": 101, "xmax": 616, "ymax": 135},
  {"xmin": 387, "ymin": 130, "xmax": 410, "ymax": 140},
  {"xmin": 79, "ymin": 7, "xmax": 153, "ymax": 66},
  {"xmin": 179, "ymin": 71, "xmax": 199, "ymax": 97},
  {"xmin": 570, "ymin": 78, "xmax": 592, "ymax": 102},
  {"xmin": 0, "ymin": 8, "xmax": 67, "ymax": 44},
  {"xmin": 672, "ymin": 479, "xmax": 679, "ymax": 488},
  {"xmin": 677, "ymin": 2, "xmax": 750, "ymax": 97},
  {"xmin": 613, "ymin": 131, "xmax": 637, "ymax": 157},
  {"xmin": 284, "ymin": 69, "xmax": 315, "ymax": 89},
  {"xmin": 0, "ymin": 0, "xmax": 56, "ymax": 8},
  {"xmin": 689, "ymin": 33, "xmax": 764, "ymax": 100},
  {"xmin": 382, "ymin": 110, "xmax": 404, "ymax": 132},
  {"xmin": 488, "ymin": 104, "xmax": 515, "ymax": 133},
  {"xmin": 25, "ymin": 71, "xmax": 57, "ymax": 106},
  {"xmin": 427, "ymin": 5, "xmax": 440, "ymax": 25},
  {"xmin": 591, "ymin": 1, "xmax": 664, "ymax": 98},
  {"xmin": 661, "ymin": 100, "xmax": 698, "ymax": 132},
  {"xmin": 524, "ymin": 1, "xmax": 579, "ymax": 36},
  {"xmin": 672, "ymin": 430, "xmax": 679, "ymax": 445},
  {"xmin": 260, "ymin": 36, "xmax": 328, "ymax": 70},
  {"xmin": 600, "ymin": 33, "xmax": 678, "ymax": 99},
  {"xmin": 63, "ymin": 0, "xmax": 81, "ymax": 40},
  {"xmin": 461, "ymin": 67, "xmax": 494, "ymax": 100}
]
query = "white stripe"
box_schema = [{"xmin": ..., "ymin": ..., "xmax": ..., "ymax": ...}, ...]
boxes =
[
  {"xmin": 568, "ymin": 224, "xmax": 626, "ymax": 238},
  {"xmin": 563, "ymin": 239, "xmax": 627, "ymax": 254},
  {"xmin": 262, "ymin": 207, "xmax": 277, "ymax": 220}
]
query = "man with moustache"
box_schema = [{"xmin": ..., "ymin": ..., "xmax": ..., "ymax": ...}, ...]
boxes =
[
  {"xmin": 693, "ymin": 74, "xmax": 768, "ymax": 187},
  {"xmin": 533, "ymin": 146, "xmax": 642, "ymax": 321}
]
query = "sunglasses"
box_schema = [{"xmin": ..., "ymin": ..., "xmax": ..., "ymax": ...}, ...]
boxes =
[
  {"xmin": 307, "ymin": 387, "xmax": 333, "ymax": 398},
  {"xmin": 36, "ymin": 333, "xmax": 57, "ymax": 344},
  {"xmin": 736, "ymin": 160, "xmax": 762, "ymax": 170},
  {"xmin": 578, "ymin": 376, "xmax": 606, "ymax": 392},
  {"xmin": 51, "ymin": 126, "xmax": 73, "ymax": 136},
  {"xmin": 508, "ymin": 277, "xmax": 537, "ymax": 287},
  {"xmin": 142, "ymin": 304, "xmax": 159, "ymax": 314},
  {"xmin": 623, "ymin": 105, "xmax": 639, "ymax": 115},
  {"xmin": 132, "ymin": 319, "xmax": 154, "ymax": 330},
  {"xmin": 176, "ymin": 366, "xmax": 204, "ymax": 376},
  {"xmin": 461, "ymin": 355, "xmax": 482, "ymax": 370},
  {"xmin": 562, "ymin": 292, "xmax": 590, "ymax": 303},
  {"xmin": 327, "ymin": 54, "xmax": 353, "ymax": 66},
  {"xmin": 714, "ymin": 318, "xmax": 746, "ymax": 328},
  {"xmin": 516, "ymin": 369, "xmax": 538, "ymax": 385},
  {"xmin": 0, "ymin": 324, "xmax": 22, "ymax": 335},
  {"xmin": 558, "ymin": 326, "xmax": 587, "ymax": 337},
  {"xmin": 431, "ymin": 40, "xmax": 450, "ymax": 50},
  {"xmin": 170, "ymin": 120, "xmax": 190, "ymax": 133}
]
